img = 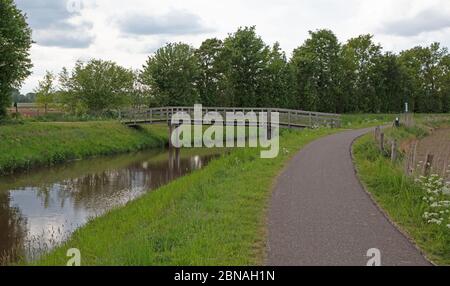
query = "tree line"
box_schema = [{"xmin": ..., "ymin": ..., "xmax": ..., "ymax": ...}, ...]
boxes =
[
  {"xmin": 33, "ymin": 27, "xmax": 450, "ymax": 115},
  {"xmin": 1, "ymin": 0, "xmax": 450, "ymax": 117}
]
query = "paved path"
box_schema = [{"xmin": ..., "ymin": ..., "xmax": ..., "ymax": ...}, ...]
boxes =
[{"xmin": 267, "ymin": 128, "xmax": 431, "ymax": 266}]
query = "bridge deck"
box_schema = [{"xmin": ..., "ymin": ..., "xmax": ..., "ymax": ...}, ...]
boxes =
[{"xmin": 120, "ymin": 107, "xmax": 341, "ymax": 129}]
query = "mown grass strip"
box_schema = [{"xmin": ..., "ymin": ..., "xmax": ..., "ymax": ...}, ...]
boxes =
[
  {"xmin": 0, "ymin": 122, "xmax": 168, "ymax": 175},
  {"xmin": 34, "ymin": 128, "xmax": 339, "ymax": 266}
]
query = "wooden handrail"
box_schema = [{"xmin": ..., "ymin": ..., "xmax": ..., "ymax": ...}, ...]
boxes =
[{"xmin": 120, "ymin": 106, "xmax": 341, "ymax": 129}]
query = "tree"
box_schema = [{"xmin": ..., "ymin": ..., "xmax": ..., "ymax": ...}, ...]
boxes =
[
  {"xmin": 58, "ymin": 67, "xmax": 84, "ymax": 114},
  {"xmin": 262, "ymin": 42, "xmax": 294, "ymax": 108},
  {"xmin": 399, "ymin": 43, "xmax": 448, "ymax": 113},
  {"xmin": 196, "ymin": 38, "xmax": 226, "ymax": 106},
  {"xmin": 130, "ymin": 70, "xmax": 152, "ymax": 109},
  {"xmin": 141, "ymin": 43, "xmax": 200, "ymax": 106},
  {"xmin": 440, "ymin": 54, "xmax": 450, "ymax": 112},
  {"xmin": 58, "ymin": 60, "xmax": 135, "ymax": 114},
  {"xmin": 290, "ymin": 29, "xmax": 343, "ymax": 112},
  {"xmin": 35, "ymin": 71, "xmax": 56, "ymax": 114},
  {"xmin": 341, "ymin": 35, "xmax": 383, "ymax": 113},
  {"xmin": 374, "ymin": 52, "xmax": 407, "ymax": 113},
  {"xmin": 222, "ymin": 26, "xmax": 270, "ymax": 107},
  {"xmin": 9, "ymin": 89, "xmax": 34, "ymax": 103},
  {"xmin": 0, "ymin": 0, "xmax": 33, "ymax": 117}
]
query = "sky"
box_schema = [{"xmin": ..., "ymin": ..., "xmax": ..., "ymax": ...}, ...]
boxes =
[{"xmin": 14, "ymin": 0, "xmax": 450, "ymax": 94}]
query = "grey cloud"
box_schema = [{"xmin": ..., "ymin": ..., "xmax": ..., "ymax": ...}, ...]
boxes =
[
  {"xmin": 15, "ymin": 0, "xmax": 76, "ymax": 28},
  {"xmin": 15, "ymin": 0, "xmax": 94, "ymax": 48},
  {"xmin": 117, "ymin": 9, "xmax": 213, "ymax": 36},
  {"xmin": 33, "ymin": 23, "xmax": 95, "ymax": 49},
  {"xmin": 381, "ymin": 9, "xmax": 450, "ymax": 37}
]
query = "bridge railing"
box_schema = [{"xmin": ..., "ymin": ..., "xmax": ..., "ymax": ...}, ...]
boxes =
[{"xmin": 120, "ymin": 107, "xmax": 341, "ymax": 129}]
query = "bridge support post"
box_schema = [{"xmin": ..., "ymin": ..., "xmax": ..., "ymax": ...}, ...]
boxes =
[
  {"xmin": 168, "ymin": 122, "xmax": 174, "ymax": 147},
  {"xmin": 168, "ymin": 146, "xmax": 181, "ymax": 179},
  {"xmin": 168, "ymin": 122, "xmax": 181, "ymax": 149}
]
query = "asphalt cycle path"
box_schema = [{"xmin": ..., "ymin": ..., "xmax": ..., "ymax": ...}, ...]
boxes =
[{"xmin": 267, "ymin": 128, "xmax": 431, "ymax": 266}]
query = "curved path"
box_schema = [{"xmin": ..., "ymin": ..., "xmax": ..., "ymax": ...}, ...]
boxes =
[{"xmin": 267, "ymin": 128, "xmax": 431, "ymax": 266}]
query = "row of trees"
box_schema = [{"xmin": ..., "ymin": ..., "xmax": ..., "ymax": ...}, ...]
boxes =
[
  {"xmin": 36, "ymin": 27, "xmax": 450, "ymax": 115},
  {"xmin": 9, "ymin": 89, "xmax": 35, "ymax": 103},
  {"xmin": 2, "ymin": 0, "xmax": 449, "ymax": 116}
]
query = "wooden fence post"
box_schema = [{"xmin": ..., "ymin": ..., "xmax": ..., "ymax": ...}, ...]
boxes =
[
  {"xmin": 424, "ymin": 154, "xmax": 434, "ymax": 176},
  {"xmin": 391, "ymin": 140, "xmax": 398, "ymax": 162},
  {"xmin": 379, "ymin": 132, "xmax": 384, "ymax": 152},
  {"xmin": 374, "ymin": 126, "xmax": 381, "ymax": 141}
]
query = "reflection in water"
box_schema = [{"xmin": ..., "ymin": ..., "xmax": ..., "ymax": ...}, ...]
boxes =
[
  {"xmin": 0, "ymin": 191, "xmax": 27, "ymax": 263},
  {"xmin": 0, "ymin": 148, "xmax": 219, "ymax": 264}
]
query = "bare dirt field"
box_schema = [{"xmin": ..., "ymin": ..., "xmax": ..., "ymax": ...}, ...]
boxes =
[
  {"xmin": 406, "ymin": 128, "xmax": 450, "ymax": 180},
  {"xmin": 7, "ymin": 104, "xmax": 62, "ymax": 118}
]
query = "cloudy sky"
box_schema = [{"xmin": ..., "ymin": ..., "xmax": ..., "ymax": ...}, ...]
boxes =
[{"xmin": 14, "ymin": 0, "xmax": 450, "ymax": 93}]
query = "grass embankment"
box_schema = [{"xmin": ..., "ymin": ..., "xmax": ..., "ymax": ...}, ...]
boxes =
[
  {"xmin": 341, "ymin": 114, "xmax": 396, "ymax": 129},
  {"xmin": 0, "ymin": 122, "xmax": 168, "ymax": 175},
  {"xmin": 35, "ymin": 128, "xmax": 339, "ymax": 266},
  {"xmin": 353, "ymin": 124, "xmax": 450, "ymax": 265}
]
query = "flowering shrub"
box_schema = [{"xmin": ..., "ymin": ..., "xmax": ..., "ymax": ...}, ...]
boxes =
[{"xmin": 417, "ymin": 174, "xmax": 450, "ymax": 229}]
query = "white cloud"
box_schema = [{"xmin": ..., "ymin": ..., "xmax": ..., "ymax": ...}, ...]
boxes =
[{"xmin": 14, "ymin": 0, "xmax": 450, "ymax": 93}]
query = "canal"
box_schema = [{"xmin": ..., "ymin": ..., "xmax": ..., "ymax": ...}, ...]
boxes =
[{"xmin": 0, "ymin": 148, "xmax": 222, "ymax": 264}]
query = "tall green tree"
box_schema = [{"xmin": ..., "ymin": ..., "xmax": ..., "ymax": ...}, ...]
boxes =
[
  {"xmin": 399, "ymin": 43, "xmax": 448, "ymax": 113},
  {"xmin": 58, "ymin": 67, "xmax": 84, "ymax": 114},
  {"xmin": 440, "ymin": 54, "xmax": 450, "ymax": 112},
  {"xmin": 222, "ymin": 26, "xmax": 270, "ymax": 107},
  {"xmin": 262, "ymin": 42, "xmax": 294, "ymax": 108},
  {"xmin": 342, "ymin": 35, "xmax": 383, "ymax": 113},
  {"xmin": 196, "ymin": 38, "xmax": 226, "ymax": 106},
  {"xmin": 291, "ymin": 29, "xmax": 343, "ymax": 112},
  {"xmin": 35, "ymin": 71, "xmax": 56, "ymax": 114},
  {"xmin": 58, "ymin": 60, "xmax": 134, "ymax": 114},
  {"xmin": 130, "ymin": 70, "xmax": 152, "ymax": 109},
  {"xmin": 141, "ymin": 43, "xmax": 200, "ymax": 106},
  {"xmin": 0, "ymin": 0, "xmax": 33, "ymax": 117},
  {"xmin": 374, "ymin": 52, "xmax": 408, "ymax": 113}
]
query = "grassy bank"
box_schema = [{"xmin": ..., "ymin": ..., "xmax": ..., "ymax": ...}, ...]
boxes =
[
  {"xmin": 0, "ymin": 122, "xmax": 168, "ymax": 175},
  {"xmin": 353, "ymin": 126, "xmax": 450, "ymax": 265},
  {"xmin": 341, "ymin": 114, "xmax": 396, "ymax": 129},
  {"xmin": 34, "ymin": 128, "xmax": 339, "ymax": 266}
]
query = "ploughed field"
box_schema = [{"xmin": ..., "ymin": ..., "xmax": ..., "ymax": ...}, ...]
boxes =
[{"xmin": 405, "ymin": 128, "xmax": 450, "ymax": 179}]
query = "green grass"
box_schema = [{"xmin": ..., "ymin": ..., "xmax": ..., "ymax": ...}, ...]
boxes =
[
  {"xmin": 353, "ymin": 129, "xmax": 450, "ymax": 265},
  {"xmin": 33, "ymin": 128, "xmax": 340, "ymax": 266},
  {"xmin": 0, "ymin": 122, "xmax": 168, "ymax": 175},
  {"xmin": 5, "ymin": 114, "xmax": 426, "ymax": 265},
  {"xmin": 414, "ymin": 113, "xmax": 450, "ymax": 128},
  {"xmin": 341, "ymin": 114, "xmax": 397, "ymax": 129}
]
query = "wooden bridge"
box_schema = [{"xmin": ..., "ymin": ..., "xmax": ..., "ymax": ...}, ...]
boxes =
[{"xmin": 120, "ymin": 106, "xmax": 341, "ymax": 129}]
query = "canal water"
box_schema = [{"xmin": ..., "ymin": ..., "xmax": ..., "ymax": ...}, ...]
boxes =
[{"xmin": 0, "ymin": 148, "xmax": 221, "ymax": 264}]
